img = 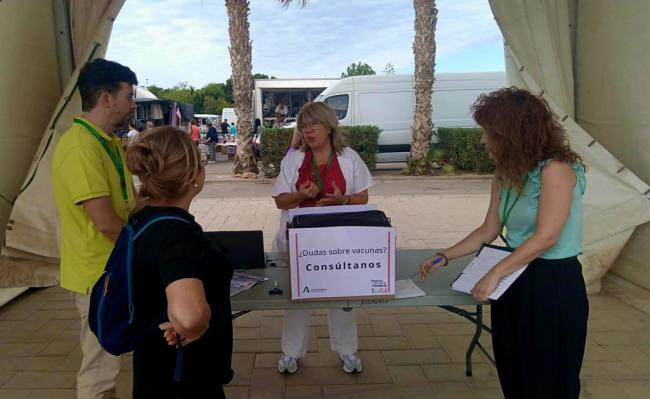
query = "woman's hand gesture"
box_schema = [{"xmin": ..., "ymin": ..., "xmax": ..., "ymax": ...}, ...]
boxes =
[
  {"xmin": 298, "ymin": 180, "xmax": 319, "ymax": 200},
  {"xmin": 317, "ymin": 182, "xmax": 345, "ymax": 206}
]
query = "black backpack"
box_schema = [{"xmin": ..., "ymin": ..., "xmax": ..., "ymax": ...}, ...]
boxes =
[{"xmin": 89, "ymin": 212, "xmax": 191, "ymax": 355}]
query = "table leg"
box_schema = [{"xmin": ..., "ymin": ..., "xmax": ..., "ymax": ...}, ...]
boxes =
[
  {"xmin": 438, "ymin": 305, "xmax": 495, "ymax": 377},
  {"xmin": 464, "ymin": 305, "xmax": 484, "ymax": 376},
  {"xmin": 232, "ymin": 305, "xmax": 495, "ymax": 377},
  {"xmin": 232, "ymin": 310, "xmax": 251, "ymax": 319}
]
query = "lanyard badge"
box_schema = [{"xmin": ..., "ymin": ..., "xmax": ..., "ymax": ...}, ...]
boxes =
[
  {"xmin": 310, "ymin": 150, "xmax": 334, "ymax": 197},
  {"xmin": 499, "ymin": 176, "xmax": 528, "ymax": 247},
  {"xmin": 73, "ymin": 118, "xmax": 129, "ymax": 205}
]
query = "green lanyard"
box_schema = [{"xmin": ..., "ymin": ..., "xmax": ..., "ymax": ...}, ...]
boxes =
[
  {"xmin": 73, "ymin": 118, "xmax": 129, "ymax": 203},
  {"xmin": 499, "ymin": 177, "xmax": 528, "ymax": 247},
  {"xmin": 310, "ymin": 151, "xmax": 334, "ymax": 194}
]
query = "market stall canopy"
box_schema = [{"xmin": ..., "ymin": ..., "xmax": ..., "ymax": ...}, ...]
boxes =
[{"xmin": 135, "ymin": 98, "xmax": 195, "ymax": 123}]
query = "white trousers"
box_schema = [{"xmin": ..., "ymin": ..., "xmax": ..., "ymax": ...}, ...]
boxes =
[
  {"xmin": 281, "ymin": 308, "xmax": 358, "ymax": 358},
  {"xmin": 73, "ymin": 292, "xmax": 121, "ymax": 399}
]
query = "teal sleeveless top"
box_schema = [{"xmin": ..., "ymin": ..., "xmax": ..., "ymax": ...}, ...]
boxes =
[{"xmin": 499, "ymin": 160, "xmax": 586, "ymax": 259}]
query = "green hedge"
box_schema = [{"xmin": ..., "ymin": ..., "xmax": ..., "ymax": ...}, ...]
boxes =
[
  {"xmin": 259, "ymin": 125, "xmax": 381, "ymax": 178},
  {"xmin": 437, "ymin": 128, "xmax": 494, "ymax": 173},
  {"xmin": 341, "ymin": 125, "xmax": 380, "ymax": 171},
  {"xmin": 259, "ymin": 128, "xmax": 293, "ymax": 178}
]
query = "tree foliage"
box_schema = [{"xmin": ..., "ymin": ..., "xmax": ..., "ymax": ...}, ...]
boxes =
[
  {"xmin": 145, "ymin": 73, "xmax": 272, "ymax": 115},
  {"xmin": 341, "ymin": 62, "xmax": 376, "ymax": 78}
]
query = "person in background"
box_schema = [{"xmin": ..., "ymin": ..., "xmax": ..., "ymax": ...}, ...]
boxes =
[
  {"xmin": 126, "ymin": 126, "xmax": 233, "ymax": 398},
  {"xmin": 52, "ymin": 58, "xmax": 138, "ymax": 399},
  {"xmin": 254, "ymin": 118, "xmax": 262, "ymax": 137},
  {"xmin": 253, "ymin": 118, "xmax": 262, "ymax": 160},
  {"xmin": 272, "ymin": 102, "xmax": 374, "ymax": 375},
  {"xmin": 127, "ymin": 122, "xmax": 139, "ymax": 144},
  {"xmin": 220, "ymin": 118, "xmax": 230, "ymax": 139},
  {"xmin": 230, "ymin": 122, "xmax": 237, "ymax": 137},
  {"xmin": 206, "ymin": 121, "xmax": 219, "ymax": 162},
  {"xmin": 275, "ymin": 100, "xmax": 289, "ymax": 125},
  {"xmin": 189, "ymin": 119, "xmax": 200, "ymax": 145},
  {"xmin": 419, "ymin": 88, "xmax": 588, "ymax": 399},
  {"xmin": 145, "ymin": 120, "xmax": 154, "ymax": 130}
]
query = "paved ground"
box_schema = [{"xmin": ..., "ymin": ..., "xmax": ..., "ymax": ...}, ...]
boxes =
[{"xmin": 1, "ymin": 158, "xmax": 649, "ymax": 398}]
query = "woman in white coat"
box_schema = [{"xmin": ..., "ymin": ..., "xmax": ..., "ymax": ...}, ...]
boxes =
[{"xmin": 272, "ymin": 102, "xmax": 374, "ymax": 374}]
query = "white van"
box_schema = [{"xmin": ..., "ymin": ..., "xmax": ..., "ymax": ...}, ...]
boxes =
[
  {"xmin": 221, "ymin": 108, "xmax": 237, "ymax": 127},
  {"xmin": 314, "ymin": 72, "xmax": 506, "ymax": 162}
]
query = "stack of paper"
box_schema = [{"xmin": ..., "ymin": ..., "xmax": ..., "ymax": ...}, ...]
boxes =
[
  {"xmin": 451, "ymin": 245, "xmax": 527, "ymax": 300},
  {"xmin": 395, "ymin": 279, "xmax": 426, "ymax": 298}
]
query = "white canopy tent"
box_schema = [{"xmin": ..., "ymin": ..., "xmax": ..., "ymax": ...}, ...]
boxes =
[
  {"xmin": 488, "ymin": 0, "xmax": 650, "ymax": 295},
  {"xmin": 0, "ymin": 0, "xmax": 125, "ymax": 291},
  {"xmin": 0, "ymin": 0, "xmax": 648, "ymax": 301}
]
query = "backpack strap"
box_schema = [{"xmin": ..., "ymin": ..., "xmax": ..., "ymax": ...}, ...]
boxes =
[
  {"xmin": 133, "ymin": 215, "xmax": 192, "ymax": 239},
  {"xmin": 129, "ymin": 212, "xmax": 193, "ymax": 383},
  {"xmin": 125, "ymin": 214, "xmax": 192, "ymax": 324}
]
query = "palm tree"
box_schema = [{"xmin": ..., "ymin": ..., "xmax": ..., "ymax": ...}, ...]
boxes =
[
  {"xmin": 225, "ymin": 0, "xmax": 257, "ymax": 177},
  {"xmin": 406, "ymin": 0, "xmax": 438, "ymax": 174},
  {"xmin": 278, "ymin": 1, "xmax": 309, "ymax": 10},
  {"xmin": 225, "ymin": 0, "xmax": 308, "ymax": 177}
]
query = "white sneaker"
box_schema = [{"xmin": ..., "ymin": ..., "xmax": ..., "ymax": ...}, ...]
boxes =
[
  {"xmin": 277, "ymin": 354, "xmax": 298, "ymax": 374},
  {"xmin": 340, "ymin": 353, "xmax": 363, "ymax": 373}
]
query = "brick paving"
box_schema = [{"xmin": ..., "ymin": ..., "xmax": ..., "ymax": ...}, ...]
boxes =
[{"xmin": 1, "ymin": 174, "xmax": 649, "ymax": 398}]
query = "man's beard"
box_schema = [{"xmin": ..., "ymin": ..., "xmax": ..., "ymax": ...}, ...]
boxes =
[{"xmin": 114, "ymin": 111, "xmax": 135, "ymax": 132}]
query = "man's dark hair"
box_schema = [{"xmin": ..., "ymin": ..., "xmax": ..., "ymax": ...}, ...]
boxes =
[{"xmin": 78, "ymin": 59, "xmax": 138, "ymax": 111}]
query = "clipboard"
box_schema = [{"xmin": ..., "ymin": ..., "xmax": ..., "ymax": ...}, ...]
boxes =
[{"xmin": 451, "ymin": 243, "xmax": 528, "ymax": 300}]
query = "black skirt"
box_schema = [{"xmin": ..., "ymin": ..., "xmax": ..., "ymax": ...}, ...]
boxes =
[{"xmin": 491, "ymin": 256, "xmax": 589, "ymax": 399}]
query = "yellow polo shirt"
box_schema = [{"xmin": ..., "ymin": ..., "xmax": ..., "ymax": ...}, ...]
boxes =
[{"xmin": 52, "ymin": 117, "xmax": 136, "ymax": 294}]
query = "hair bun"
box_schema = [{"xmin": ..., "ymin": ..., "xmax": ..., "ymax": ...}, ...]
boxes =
[
  {"xmin": 126, "ymin": 126, "xmax": 202, "ymax": 208},
  {"xmin": 126, "ymin": 141, "xmax": 160, "ymax": 177}
]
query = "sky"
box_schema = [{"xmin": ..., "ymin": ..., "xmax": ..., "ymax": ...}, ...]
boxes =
[{"xmin": 106, "ymin": 0, "xmax": 505, "ymax": 89}]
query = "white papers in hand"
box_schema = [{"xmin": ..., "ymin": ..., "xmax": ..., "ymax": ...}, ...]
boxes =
[
  {"xmin": 395, "ymin": 279, "xmax": 426, "ymax": 298},
  {"xmin": 451, "ymin": 245, "xmax": 527, "ymax": 300}
]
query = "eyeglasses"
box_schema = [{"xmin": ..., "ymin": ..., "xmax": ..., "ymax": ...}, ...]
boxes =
[{"xmin": 299, "ymin": 121, "xmax": 322, "ymax": 131}]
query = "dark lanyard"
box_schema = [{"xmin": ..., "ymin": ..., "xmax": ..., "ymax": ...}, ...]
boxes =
[
  {"xmin": 499, "ymin": 177, "xmax": 528, "ymax": 247},
  {"xmin": 73, "ymin": 118, "xmax": 129, "ymax": 203},
  {"xmin": 310, "ymin": 151, "xmax": 334, "ymax": 194}
]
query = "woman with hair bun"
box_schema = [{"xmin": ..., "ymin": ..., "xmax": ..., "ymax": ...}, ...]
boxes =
[{"xmin": 125, "ymin": 126, "xmax": 233, "ymax": 398}]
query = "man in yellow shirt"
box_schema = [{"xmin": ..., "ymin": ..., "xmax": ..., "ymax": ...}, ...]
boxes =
[{"xmin": 52, "ymin": 58, "xmax": 137, "ymax": 399}]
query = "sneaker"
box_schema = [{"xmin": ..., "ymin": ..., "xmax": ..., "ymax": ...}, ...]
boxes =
[
  {"xmin": 340, "ymin": 353, "xmax": 363, "ymax": 373},
  {"xmin": 277, "ymin": 354, "xmax": 298, "ymax": 374}
]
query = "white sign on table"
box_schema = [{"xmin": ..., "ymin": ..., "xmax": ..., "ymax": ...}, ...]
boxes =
[{"xmin": 288, "ymin": 226, "xmax": 396, "ymax": 300}]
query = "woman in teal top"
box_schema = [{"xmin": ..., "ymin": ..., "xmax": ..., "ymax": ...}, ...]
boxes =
[{"xmin": 419, "ymin": 88, "xmax": 588, "ymax": 399}]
